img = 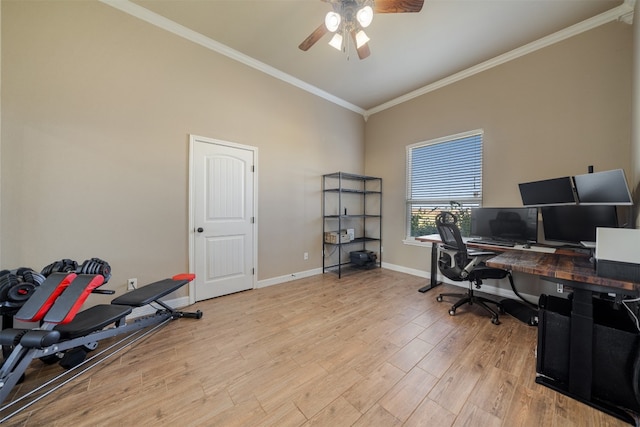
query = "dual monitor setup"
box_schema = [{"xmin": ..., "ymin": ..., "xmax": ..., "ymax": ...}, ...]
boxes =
[{"xmin": 469, "ymin": 169, "xmax": 633, "ymax": 247}]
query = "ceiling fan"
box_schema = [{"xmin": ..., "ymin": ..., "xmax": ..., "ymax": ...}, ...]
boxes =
[{"xmin": 298, "ymin": 0, "xmax": 424, "ymax": 60}]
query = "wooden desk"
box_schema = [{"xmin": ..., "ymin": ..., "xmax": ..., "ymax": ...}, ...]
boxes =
[
  {"xmin": 416, "ymin": 233, "xmax": 554, "ymax": 249},
  {"xmin": 418, "ymin": 234, "xmax": 640, "ymax": 421},
  {"xmin": 415, "ymin": 234, "xmax": 555, "ymax": 292},
  {"xmin": 485, "ymin": 250, "xmax": 639, "ymax": 294},
  {"xmin": 416, "ymin": 233, "xmax": 637, "ymax": 293},
  {"xmin": 487, "ymin": 250, "xmax": 640, "ymax": 424}
]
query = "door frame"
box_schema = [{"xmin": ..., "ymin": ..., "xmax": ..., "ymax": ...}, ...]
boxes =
[{"xmin": 188, "ymin": 134, "xmax": 259, "ymax": 304}]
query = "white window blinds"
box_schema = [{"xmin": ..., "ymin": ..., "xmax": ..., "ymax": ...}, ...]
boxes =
[{"xmin": 406, "ymin": 130, "xmax": 483, "ymax": 237}]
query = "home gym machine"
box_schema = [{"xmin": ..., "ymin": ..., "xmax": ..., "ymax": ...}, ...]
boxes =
[{"xmin": 0, "ymin": 258, "xmax": 202, "ymax": 423}]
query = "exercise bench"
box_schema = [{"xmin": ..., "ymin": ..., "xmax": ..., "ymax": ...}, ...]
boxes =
[{"xmin": 0, "ymin": 272, "xmax": 201, "ymax": 422}]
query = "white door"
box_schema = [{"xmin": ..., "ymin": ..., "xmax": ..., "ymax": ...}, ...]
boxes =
[{"xmin": 190, "ymin": 136, "xmax": 256, "ymax": 301}]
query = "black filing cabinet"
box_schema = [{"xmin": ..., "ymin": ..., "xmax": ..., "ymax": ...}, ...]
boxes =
[{"xmin": 537, "ymin": 293, "xmax": 640, "ymax": 423}]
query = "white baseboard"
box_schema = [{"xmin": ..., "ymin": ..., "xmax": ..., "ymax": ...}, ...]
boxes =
[
  {"xmin": 381, "ymin": 262, "xmax": 429, "ymax": 279},
  {"xmin": 163, "ymin": 263, "xmax": 536, "ymax": 311},
  {"xmin": 128, "ymin": 268, "xmax": 321, "ymax": 319},
  {"xmin": 382, "ymin": 262, "xmax": 539, "ymax": 303},
  {"xmin": 256, "ymin": 268, "xmax": 323, "ymax": 289}
]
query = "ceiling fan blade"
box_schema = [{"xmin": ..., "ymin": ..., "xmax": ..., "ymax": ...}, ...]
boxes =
[
  {"xmin": 298, "ymin": 23, "xmax": 328, "ymax": 51},
  {"xmin": 374, "ymin": 0, "xmax": 424, "ymax": 13},
  {"xmin": 350, "ymin": 30, "xmax": 371, "ymax": 60}
]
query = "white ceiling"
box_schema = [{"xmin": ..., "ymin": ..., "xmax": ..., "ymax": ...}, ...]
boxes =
[{"xmin": 105, "ymin": 0, "xmax": 634, "ymax": 115}]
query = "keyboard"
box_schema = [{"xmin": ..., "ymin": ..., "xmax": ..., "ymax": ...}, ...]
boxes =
[{"xmin": 467, "ymin": 239, "xmax": 516, "ymax": 248}]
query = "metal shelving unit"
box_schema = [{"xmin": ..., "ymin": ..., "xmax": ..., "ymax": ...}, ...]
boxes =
[{"xmin": 322, "ymin": 172, "xmax": 382, "ymax": 278}]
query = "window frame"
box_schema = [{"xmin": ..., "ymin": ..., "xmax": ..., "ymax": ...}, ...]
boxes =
[{"xmin": 405, "ymin": 129, "xmax": 484, "ymax": 241}]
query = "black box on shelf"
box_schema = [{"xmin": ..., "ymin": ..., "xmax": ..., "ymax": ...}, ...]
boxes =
[{"xmin": 349, "ymin": 250, "xmax": 377, "ymax": 268}]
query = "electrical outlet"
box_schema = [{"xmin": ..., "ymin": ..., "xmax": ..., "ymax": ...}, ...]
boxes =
[
  {"xmin": 557, "ymin": 283, "xmax": 563, "ymax": 294},
  {"xmin": 128, "ymin": 278, "xmax": 137, "ymax": 290},
  {"xmin": 304, "ymin": 252, "xmax": 309, "ymax": 260}
]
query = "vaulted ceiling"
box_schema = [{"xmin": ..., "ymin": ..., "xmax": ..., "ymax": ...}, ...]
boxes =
[{"xmin": 104, "ymin": 0, "xmax": 634, "ymax": 115}]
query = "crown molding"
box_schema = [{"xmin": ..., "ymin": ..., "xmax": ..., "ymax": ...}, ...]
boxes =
[
  {"xmin": 618, "ymin": 0, "xmax": 635, "ymax": 24},
  {"xmin": 365, "ymin": 1, "xmax": 636, "ymax": 118},
  {"xmin": 99, "ymin": 0, "xmax": 366, "ymax": 116},
  {"xmin": 101, "ymin": 0, "xmax": 631, "ymax": 120}
]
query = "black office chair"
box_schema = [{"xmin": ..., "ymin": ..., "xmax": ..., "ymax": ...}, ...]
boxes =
[{"xmin": 434, "ymin": 211, "xmax": 514, "ymax": 325}]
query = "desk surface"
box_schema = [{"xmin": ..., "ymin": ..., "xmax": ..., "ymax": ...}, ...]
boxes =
[
  {"xmin": 486, "ymin": 250, "xmax": 639, "ymax": 294},
  {"xmin": 417, "ymin": 233, "xmax": 639, "ymax": 293},
  {"xmin": 416, "ymin": 234, "xmax": 556, "ymax": 253}
]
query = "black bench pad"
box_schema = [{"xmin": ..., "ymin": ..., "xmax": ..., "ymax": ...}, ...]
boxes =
[
  {"xmin": 21, "ymin": 330, "xmax": 61, "ymax": 348},
  {"xmin": 15, "ymin": 273, "xmax": 75, "ymax": 322},
  {"xmin": 54, "ymin": 304, "xmax": 132, "ymax": 340},
  {"xmin": 43, "ymin": 275, "xmax": 105, "ymax": 324},
  {"xmin": 111, "ymin": 278, "xmax": 190, "ymax": 307}
]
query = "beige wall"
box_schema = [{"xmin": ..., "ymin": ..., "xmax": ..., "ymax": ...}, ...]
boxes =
[
  {"xmin": 364, "ymin": 21, "xmax": 633, "ymax": 294},
  {"xmin": 1, "ymin": 1, "xmax": 635, "ymax": 301},
  {"xmin": 0, "ymin": 1, "xmax": 364, "ymax": 295}
]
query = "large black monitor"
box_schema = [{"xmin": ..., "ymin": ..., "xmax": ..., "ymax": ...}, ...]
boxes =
[
  {"xmin": 518, "ymin": 176, "xmax": 576, "ymax": 206},
  {"xmin": 470, "ymin": 207, "xmax": 538, "ymax": 243},
  {"xmin": 541, "ymin": 205, "xmax": 618, "ymax": 244},
  {"xmin": 573, "ymin": 169, "xmax": 633, "ymax": 205}
]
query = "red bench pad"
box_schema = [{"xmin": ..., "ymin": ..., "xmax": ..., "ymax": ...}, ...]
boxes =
[
  {"xmin": 43, "ymin": 275, "xmax": 105, "ymax": 324},
  {"xmin": 15, "ymin": 273, "xmax": 77, "ymax": 322}
]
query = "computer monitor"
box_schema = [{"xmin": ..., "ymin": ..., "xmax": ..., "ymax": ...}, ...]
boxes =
[
  {"xmin": 518, "ymin": 176, "xmax": 576, "ymax": 206},
  {"xmin": 541, "ymin": 205, "xmax": 618, "ymax": 244},
  {"xmin": 573, "ymin": 169, "xmax": 633, "ymax": 205},
  {"xmin": 470, "ymin": 207, "xmax": 538, "ymax": 243}
]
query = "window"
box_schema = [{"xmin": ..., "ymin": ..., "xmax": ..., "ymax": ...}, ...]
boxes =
[{"xmin": 406, "ymin": 130, "xmax": 483, "ymax": 238}]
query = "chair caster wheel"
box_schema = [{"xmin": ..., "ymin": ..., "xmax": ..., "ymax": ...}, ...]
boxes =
[
  {"xmin": 491, "ymin": 317, "xmax": 500, "ymax": 325},
  {"xmin": 448, "ymin": 308, "xmax": 456, "ymax": 316},
  {"xmin": 436, "ymin": 295, "xmax": 443, "ymax": 302}
]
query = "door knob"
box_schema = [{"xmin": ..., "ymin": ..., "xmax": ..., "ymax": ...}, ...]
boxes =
[{"xmin": 196, "ymin": 227, "xmax": 204, "ymax": 233}]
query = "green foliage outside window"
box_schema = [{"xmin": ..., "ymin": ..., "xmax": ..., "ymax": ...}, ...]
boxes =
[{"xmin": 410, "ymin": 201, "xmax": 472, "ymax": 237}]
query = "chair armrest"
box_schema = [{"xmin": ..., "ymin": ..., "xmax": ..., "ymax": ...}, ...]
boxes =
[
  {"xmin": 464, "ymin": 250, "xmax": 498, "ymax": 276},
  {"xmin": 462, "ymin": 258, "xmax": 482, "ymax": 277},
  {"xmin": 438, "ymin": 246, "xmax": 458, "ymax": 269}
]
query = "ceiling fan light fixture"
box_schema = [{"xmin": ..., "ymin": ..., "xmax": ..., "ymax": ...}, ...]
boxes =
[
  {"xmin": 299, "ymin": 0, "xmax": 424, "ymax": 59},
  {"xmin": 325, "ymin": 11, "xmax": 341, "ymax": 32},
  {"xmin": 356, "ymin": 6, "xmax": 373, "ymax": 28},
  {"xmin": 355, "ymin": 30, "xmax": 370, "ymax": 48},
  {"xmin": 329, "ymin": 33, "xmax": 343, "ymax": 50}
]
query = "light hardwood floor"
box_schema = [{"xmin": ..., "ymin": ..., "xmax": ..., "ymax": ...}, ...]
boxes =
[{"xmin": 2, "ymin": 269, "xmax": 630, "ymax": 426}]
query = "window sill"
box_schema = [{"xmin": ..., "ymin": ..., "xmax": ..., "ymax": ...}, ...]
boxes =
[{"xmin": 402, "ymin": 238, "xmax": 434, "ymax": 247}]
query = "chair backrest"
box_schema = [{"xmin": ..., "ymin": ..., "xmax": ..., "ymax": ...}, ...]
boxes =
[
  {"xmin": 435, "ymin": 212, "xmax": 466, "ymax": 251},
  {"xmin": 435, "ymin": 212, "xmax": 469, "ymax": 281}
]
